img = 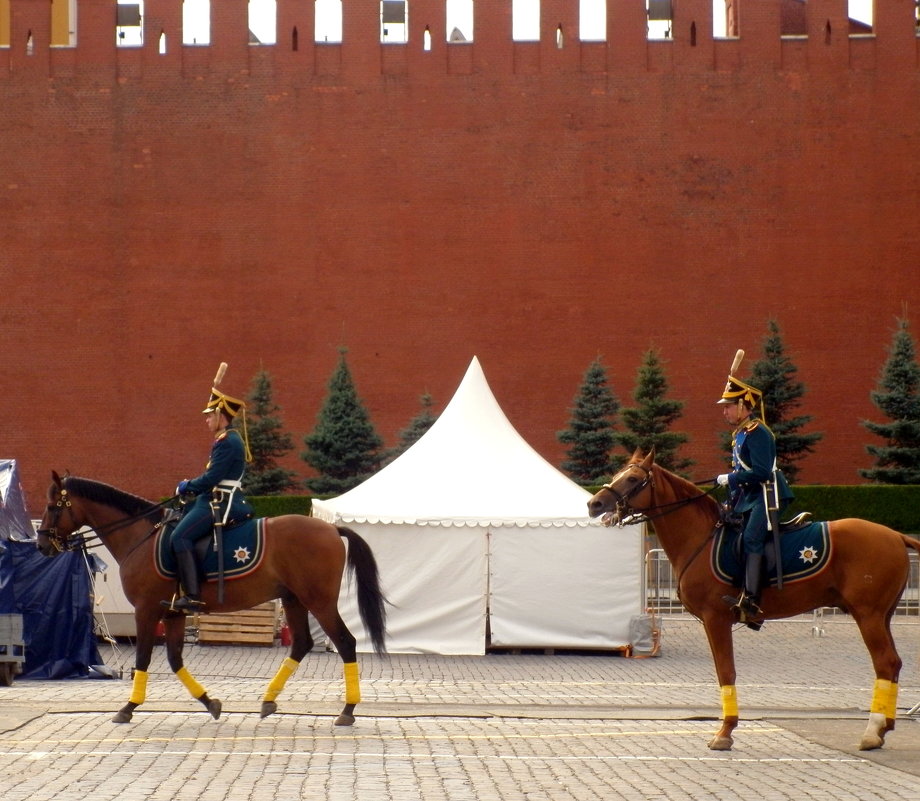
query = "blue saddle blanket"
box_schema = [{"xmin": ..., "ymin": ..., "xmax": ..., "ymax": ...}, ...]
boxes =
[
  {"xmin": 711, "ymin": 521, "xmax": 832, "ymax": 587},
  {"xmin": 154, "ymin": 517, "xmax": 267, "ymax": 581}
]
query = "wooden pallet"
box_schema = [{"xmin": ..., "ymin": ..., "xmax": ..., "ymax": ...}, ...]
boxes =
[{"xmin": 196, "ymin": 601, "xmax": 279, "ymax": 646}]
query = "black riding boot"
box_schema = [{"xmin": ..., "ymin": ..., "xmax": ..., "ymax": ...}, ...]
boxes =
[
  {"xmin": 723, "ymin": 553, "xmax": 764, "ymax": 630},
  {"xmin": 161, "ymin": 550, "xmax": 204, "ymax": 613}
]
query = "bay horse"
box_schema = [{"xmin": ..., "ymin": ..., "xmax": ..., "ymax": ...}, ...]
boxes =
[
  {"xmin": 587, "ymin": 450, "xmax": 919, "ymax": 752},
  {"xmin": 36, "ymin": 471, "xmax": 386, "ymax": 726}
]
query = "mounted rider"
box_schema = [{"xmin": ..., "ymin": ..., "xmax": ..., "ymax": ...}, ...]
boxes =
[
  {"xmin": 715, "ymin": 350, "xmax": 793, "ymax": 628},
  {"xmin": 162, "ymin": 363, "xmax": 254, "ymax": 613}
]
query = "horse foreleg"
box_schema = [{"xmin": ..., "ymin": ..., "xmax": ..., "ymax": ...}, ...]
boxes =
[
  {"xmin": 703, "ymin": 616, "xmax": 739, "ymax": 751},
  {"xmin": 113, "ymin": 607, "xmax": 159, "ymax": 723},
  {"xmin": 261, "ymin": 602, "xmax": 311, "ymax": 719},
  {"xmin": 163, "ymin": 614, "xmax": 222, "ymax": 720}
]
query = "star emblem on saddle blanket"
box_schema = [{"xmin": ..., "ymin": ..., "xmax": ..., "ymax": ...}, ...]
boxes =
[
  {"xmin": 798, "ymin": 545, "xmax": 819, "ymax": 564},
  {"xmin": 232, "ymin": 546, "xmax": 252, "ymax": 564}
]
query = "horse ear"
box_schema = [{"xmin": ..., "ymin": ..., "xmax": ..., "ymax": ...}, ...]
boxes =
[
  {"xmin": 641, "ymin": 448, "xmax": 656, "ymax": 469},
  {"xmin": 51, "ymin": 470, "xmax": 63, "ymax": 489},
  {"xmin": 630, "ymin": 447, "xmax": 644, "ymax": 462}
]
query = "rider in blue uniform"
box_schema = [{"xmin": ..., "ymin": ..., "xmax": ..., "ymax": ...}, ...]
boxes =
[
  {"xmin": 716, "ymin": 365, "xmax": 793, "ymax": 628},
  {"xmin": 162, "ymin": 365, "xmax": 253, "ymax": 613}
]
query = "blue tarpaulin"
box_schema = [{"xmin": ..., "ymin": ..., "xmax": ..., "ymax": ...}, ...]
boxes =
[{"xmin": 0, "ymin": 460, "xmax": 103, "ymax": 679}]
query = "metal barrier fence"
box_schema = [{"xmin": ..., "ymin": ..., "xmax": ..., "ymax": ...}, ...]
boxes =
[{"xmin": 646, "ymin": 547, "xmax": 920, "ymax": 623}]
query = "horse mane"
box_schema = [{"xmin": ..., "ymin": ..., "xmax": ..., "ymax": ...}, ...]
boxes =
[
  {"xmin": 652, "ymin": 464, "xmax": 721, "ymax": 517},
  {"xmin": 59, "ymin": 477, "xmax": 162, "ymax": 524}
]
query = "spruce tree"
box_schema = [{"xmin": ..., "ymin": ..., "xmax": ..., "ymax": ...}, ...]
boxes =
[
  {"xmin": 745, "ymin": 319, "xmax": 823, "ymax": 483},
  {"xmin": 859, "ymin": 318, "xmax": 920, "ymax": 484},
  {"xmin": 557, "ymin": 357, "xmax": 621, "ymax": 485},
  {"xmin": 242, "ymin": 369, "xmax": 299, "ymax": 495},
  {"xmin": 616, "ymin": 349, "xmax": 693, "ymax": 474},
  {"xmin": 383, "ymin": 393, "xmax": 438, "ymax": 465},
  {"xmin": 302, "ymin": 349, "xmax": 384, "ymax": 495}
]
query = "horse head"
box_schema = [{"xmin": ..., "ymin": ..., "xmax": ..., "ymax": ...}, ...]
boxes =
[
  {"xmin": 587, "ymin": 448, "xmax": 656, "ymax": 526},
  {"xmin": 36, "ymin": 470, "xmax": 84, "ymax": 556}
]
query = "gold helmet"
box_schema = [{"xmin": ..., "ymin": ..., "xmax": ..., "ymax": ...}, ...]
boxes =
[
  {"xmin": 201, "ymin": 363, "xmax": 252, "ymax": 461},
  {"xmin": 716, "ymin": 349, "xmax": 765, "ymax": 417}
]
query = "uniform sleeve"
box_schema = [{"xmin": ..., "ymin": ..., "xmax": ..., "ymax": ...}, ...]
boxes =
[
  {"xmin": 727, "ymin": 424, "xmax": 776, "ymax": 492},
  {"xmin": 186, "ymin": 432, "xmax": 244, "ymax": 495}
]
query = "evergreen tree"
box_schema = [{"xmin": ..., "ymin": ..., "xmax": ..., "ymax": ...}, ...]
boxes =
[
  {"xmin": 859, "ymin": 318, "xmax": 920, "ymax": 484},
  {"xmin": 744, "ymin": 319, "xmax": 822, "ymax": 483},
  {"xmin": 383, "ymin": 393, "xmax": 438, "ymax": 465},
  {"xmin": 242, "ymin": 369, "xmax": 299, "ymax": 495},
  {"xmin": 616, "ymin": 349, "xmax": 693, "ymax": 474},
  {"xmin": 302, "ymin": 349, "xmax": 384, "ymax": 495},
  {"xmin": 557, "ymin": 357, "xmax": 621, "ymax": 485}
]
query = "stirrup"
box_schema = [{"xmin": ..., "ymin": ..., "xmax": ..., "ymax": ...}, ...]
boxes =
[
  {"xmin": 722, "ymin": 593, "xmax": 762, "ymax": 627},
  {"xmin": 160, "ymin": 595, "xmax": 205, "ymax": 614}
]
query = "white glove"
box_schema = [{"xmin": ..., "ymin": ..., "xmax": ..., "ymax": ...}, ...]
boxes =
[{"xmin": 716, "ymin": 474, "xmax": 730, "ymax": 487}]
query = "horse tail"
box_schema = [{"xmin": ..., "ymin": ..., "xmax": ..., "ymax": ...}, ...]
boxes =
[{"xmin": 337, "ymin": 526, "xmax": 388, "ymax": 655}]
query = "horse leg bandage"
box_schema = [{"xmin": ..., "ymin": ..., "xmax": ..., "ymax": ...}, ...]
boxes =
[
  {"xmin": 886, "ymin": 682, "xmax": 899, "ymax": 720},
  {"xmin": 129, "ymin": 669, "xmax": 149, "ymax": 705},
  {"xmin": 176, "ymin": 666, "xmax": 207, "ymax": 699},
  {"xmin": 343, "ymin": 662, "xmax": 361, "ymax": 705},
  {"xmin": 870, "ymin": 679, "xmax": 892, "ymax": 716},
  {"xmin": 264, "ymin": 657, "xmax": 300, "ymax": 702},
  {"xmin": 720, "ymin": 685, "xmax": 738, "ymax": 718}
]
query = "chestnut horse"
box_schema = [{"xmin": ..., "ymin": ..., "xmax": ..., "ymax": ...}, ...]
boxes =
[
  {"xmin": 587, "ymin": 450, "xmax": 919, "ymax": 752},
  {"xmin": 36, "ymin": 472, "xmax": 386, "ymax": 726}
]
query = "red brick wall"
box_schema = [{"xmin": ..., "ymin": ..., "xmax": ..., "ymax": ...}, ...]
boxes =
[{"xmin": 2, "ymin": 0, "xmax": 920, "ymax": 510}]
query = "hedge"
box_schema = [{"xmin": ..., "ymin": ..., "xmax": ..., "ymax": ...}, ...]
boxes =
[
  {"xmin": 785, "ymin": 486, "xmax": 920, "ymax": 535},
  {"xmin": 248, "ymin": 496, "xmax": 316, "ymax": 518},
  {"xmin": 250, "ymin": 486, "xmax": 920, "ymax": 536}
]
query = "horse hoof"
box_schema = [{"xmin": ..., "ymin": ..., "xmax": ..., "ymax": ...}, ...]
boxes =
[
  {"xmin": 708, "ymin": 735, "xmax": 733, "ymax": 751},
  {"xmin": 334, "ymin": 713, "xmax": 356, "ymax": 727},
  {"xmin": 111, "ymin": 709, "xmax": 133, "ymax": 724},
  {"xmin": 859, "ymin": 734, "xmax": 883, "ymax": 751},
  {"xmin": 260, "ymin": 701, "xmax": 277, "ymax": 719},
  {"xmin": 208, "ymin": 699, "xmax": 222, "ymax": 720}
]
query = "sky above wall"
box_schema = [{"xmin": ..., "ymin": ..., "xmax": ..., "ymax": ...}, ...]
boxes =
[{"xmin": 114, "ymin": 0, "xmax": 877, "ymax": 48}]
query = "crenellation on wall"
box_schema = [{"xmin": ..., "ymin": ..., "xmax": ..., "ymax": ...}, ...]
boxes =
[{"xmin": 2, "ymin": 0, "xmax": 919, "ymax": 81}]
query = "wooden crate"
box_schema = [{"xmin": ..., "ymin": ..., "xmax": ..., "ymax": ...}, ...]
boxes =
[{"xmin": 196, "ymin": 601, "xmax": 279, "ymax": 646}]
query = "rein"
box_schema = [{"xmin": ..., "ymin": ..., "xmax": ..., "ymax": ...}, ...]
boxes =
[
  {"xmin": 600, "ymin": 465, "xmax": 723, "ymax": 603},
  {"xmin": 602, "ymin": 465, "xmax": 721, "ymax": 527},
  {"xmin": 38, "ymin": 487, "xmax": 178, "ymax": 555}
]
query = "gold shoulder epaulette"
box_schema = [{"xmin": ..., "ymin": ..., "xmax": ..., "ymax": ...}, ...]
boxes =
[{"xmin": 743, "ymin": 420, "xmax": 761, "ymax": 433}]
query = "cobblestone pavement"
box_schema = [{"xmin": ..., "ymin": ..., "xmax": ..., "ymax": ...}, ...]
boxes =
[{"xmin": 1, "ymin": 617, "xmax": 919, "ymax": 800}]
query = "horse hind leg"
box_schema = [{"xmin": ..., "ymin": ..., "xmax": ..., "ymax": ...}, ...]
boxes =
[
  {"xmin": 311, "ymin": 604, "xmax": 360, "ymax": 727},
  {"xmin": 853, "ymin": 609, "xmax": 902, "ymax": 751}
]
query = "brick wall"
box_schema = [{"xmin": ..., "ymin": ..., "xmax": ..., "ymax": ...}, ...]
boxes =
[{"xmin": 2, "ymin": 0, "xmax": 920, "ymax": 508}]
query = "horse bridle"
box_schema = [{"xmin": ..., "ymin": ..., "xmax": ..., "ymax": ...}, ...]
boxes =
[
  {"xmin": 600, "ymin": 463, "xmax": 721, "ymax": 527},
  {"xmin": 600, "ymin": 463, "xmax": 655, "ymax": 526},
  {"xmin": 37, "ymin": 487, "xmax": 79, "ymax": 553}
]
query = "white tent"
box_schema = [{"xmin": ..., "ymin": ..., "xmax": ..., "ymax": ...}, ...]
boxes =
[{"xmin": 312, "ymin": 357, "xmax": 644, "ymax": 655}]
